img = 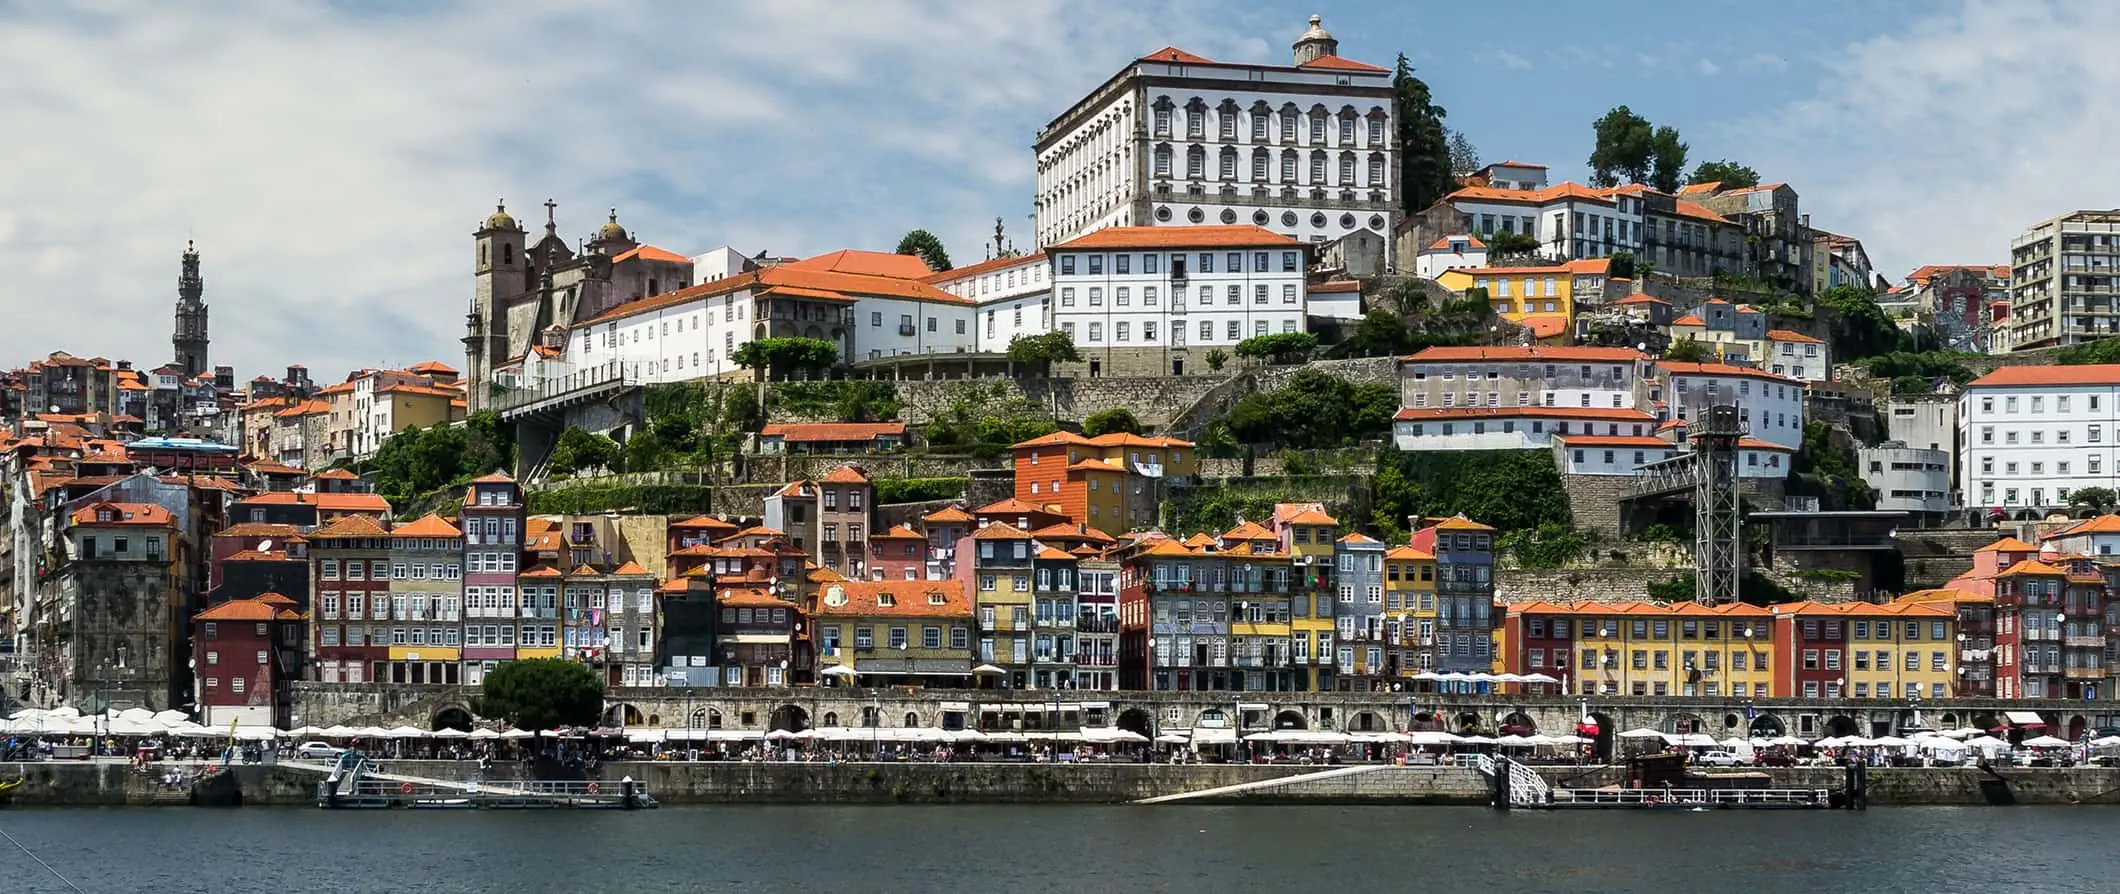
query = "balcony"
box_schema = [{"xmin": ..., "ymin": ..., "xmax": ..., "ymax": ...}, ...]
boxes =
[
  {"xmin": 979, "ymin": 620, "xmax": 995, "ymax": 632},
  {"xmin": 2023, "ymin": 628, "xmax": 2060, "ymax": 641},
  {"xmin": 2066, "ymin": 635, "xmax": 2105, "ymax": 648},
  {"xmin": 2066, "ymin": 666, "xmax": 2105, "ymax": 680},
  {"xmin": 1960, "ymin": 649, "xmax": 1990, "ymax": 663}
]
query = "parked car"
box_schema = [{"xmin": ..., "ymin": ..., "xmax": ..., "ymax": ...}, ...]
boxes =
[
  {"xmin": 295, "ymin": 741, "xmax": 345, "ymax": 760},
  {"xmin": 1692, "ymin": 750, "xmax": 1747, "ymax": 767}
]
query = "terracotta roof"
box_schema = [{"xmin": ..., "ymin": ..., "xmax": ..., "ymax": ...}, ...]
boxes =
[
  {"xmin": 782, "ymin": 249, "xmax": 936, "ymax": 279},
  {"xmin": 273, "ymin": 399, "xmax": 331, "ymax": 418},
  {"xmin": 716, "ymin": 588, "xmax": 787, "ymax": 609},
  {"xmin": 875, "ymin": 524, "xmax": 925, "ymax": 540},
  {"xmin": 391, "ymin": 514, "xmax": 462, "ymax": 538},
  {"xmin": 1735, "ymin": 306, "xmax": 1761, "ymax": 315},
  {"xmin": 1766, "ymin": 329, "xmax": 1825, "ymax": 344},
  {"xmin": 1996, "ymin": 559, "xmax": 2065, "ymax": 577},
  {"xmin": 1012, "ymin": 431, "xmax": 1094, "ymax": 448},
  {"xmin": 1182, "ymin": 533, "xmax": 1217, "ymax": 549},
  {"xmin": 819, "ymin": 465, "xmax": 871, "ymax": 484},
  {"xmin": 1029, "ymin": 523, "xmax": 1117, "ymax": 544},
  {"xmin": 921, "ymin": 506, "xmax": 975, "ymax": 524},
  {"xmin": 1431, "ymin": 516, "xmax": 1497, "ymax": 533},
  {"xmin": 575, "ymin": 262, "xmax": 972, "ymax": 327},
  {"xmin": 611, "ymin": 245, "xmax": 691, "ymax": 264},
  {"xmin": 1405, "ymin": 345, "xmax": 1645, "ymax": 363},
  {"xmin": 1657, "ymin": 361, "xmax": 1799, "ymax": 384},
  {"xmin": 971, "ymin": 523, "xmax": 1036, "ymax": 541},
  {"xmin": 69, "ymin": 501, "xmax": 174, "ymax": 527},
  {"xmin": 671, "ymin": 514, "xmax": 738, "ymax": 531},
  {"xmin": 567, "ymin": 563, "xmax": 604, "ymax": 577},
  {"xmin": 1673, "ymin": 199, "xmax": 1728, "ymax": 223},
  {"xmin": 611, "ymin": 561, "xmax": 652, "ymax": 577},
  {"xmin": 1770, "ymin": 600, "xmax": 1950, "ymax": 619},
  {"xmin": 1137, "ymin": 46, "xmax": 1214, "ymax": 64},
  {"xmin": 309, "ymin": 515, "xmax": 390, "ymax": 538},
  {"xmin": 1969, "ymin": 365, "xmax": 2120, "ymax": 388},
  {"xmin": 194, "ymin": 597, "xmax": 299, "ymax": 622},
  {"xmin": 1222, "ymin": 521, "xmax": 1275, "ymax": 541},
  {"xmin": 1337, "ymin": 532, "xmax": 1379, "ymax": 544},
  {"xmin": 1896, "ymin": 587, "xmax": 1994, "ymax": 605},
  {"xmin": 1384, "ymin": 545, "xmax": 1434, "ymax": 561},
  {"xmin": 1050, "ymin": 225, "xmax": 1302, "ymax": 251},
  {"xmin": 1519, "ymin": 315, "xmax": 1569, "ymax": 339},
  {"xmin": 1310, "ymin": 280, "xmax": 1361, "ymax": 293},
  {"xmin": 759, "ymin": 422, "xmax": 905, "ymax": 442},
  {"xmin": 1394, "ymin": 406, "xmax": 1656, "ymax": 423},
  {"xmin": 1423, "ymin": 235, "xmax": 1486, "ymax": 251},
  {"xmin": 814, "ymin": 579, "xmax": 972, "ymax": 618},
  {"xmin": 1491, "ymin": 161, "xmax": 1548, "ymax": 169},
  {"xmin": 1974, "ymin": 536, "xmax": 2037, "ymax": 553},
  {"xmin": 1297, "ymin": 54, "xmax": 1389, "ymax": 73},
  {"xmin": 718, "ymin": 526, "xmax": 785, "ymax": 541},
  {"xmin": 1085, "ymin": 432, "xmax": 1195, "ymax": 449},
  {"xmin": 236, "ymin": 491, "xmax": 392, "ymax": 514},
  {"xmin": 376, "ymin": 383, "xmax": 460, "ymax": 399},
  {"xmin": 405, "ymin": 360, "xmax": 458, "ymax": 374},
  {"xmin": 518, "ymin": 565, "xmax": 563, "ymax": 579},
  {"xmin": 469, "ymin": 472, "xmax": 515, "ymax": 484},
  {"xmin": 1035, "ymin": 546, "xmax": 1075, "ymax": 561},
  {"xmin": 1737, "ymin": 438, "xmax": 1794, "ymax": 452},
  {"xmin": 1671, "ymin": 313, "xmax": 1706, "ymax": 327},
  {"xmin": 312, "ymin": 468, "xmax": 359, "ymax": 480},
  {"xmin": 974, "ymin": 498, "xmax": 1056, "ymax": 516},
  {"xmin": 1613, "ymin": 294, "xmax": 1670, "ymax": 306},
  {"xmin": 1283, "ymin": 509, "xmax": 1338, "ymax": 526},
  {"xmin": 2048, "ymin": 515, "xmax": 2120, "ymax": 538},
  {"xmin": 215, "ymin": 522, "xmax": 300, "ymax": 539}
]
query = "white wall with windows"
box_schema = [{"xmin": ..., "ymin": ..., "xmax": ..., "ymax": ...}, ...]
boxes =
[
  {"xmin": 1392, "ymin": 408, "xmax": 1657, "ymax": 451},
  {"xmin": 1447, "ymin": 191, "xmax": 1645, "ymax": 261},
  {"xmin": 1959, "ymin": 373, "xmax": 2120, "ymax": 512},
  {"xmin": 1048, "ymin": 234, "xmax": 1311, "ymax": 352},
  {"xmin": 1766, "ymin": 332, "xmax": 1831, "ymax": 382},
  {"xmin": 1657, "ymin": 363, "xmax": 1807, "ymax": 450},
  {"xmin": 928, "ymin": 255, "xmax": 1054, "ymax": 352},
  {"xmin": 1555, "ymin": 437, "xmax": 1678, "ymax": 476}
]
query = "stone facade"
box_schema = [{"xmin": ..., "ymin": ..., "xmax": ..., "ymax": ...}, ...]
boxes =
[{"xmin": 895, "ymin": 375, "xmax": 1229, "ymax": 430}]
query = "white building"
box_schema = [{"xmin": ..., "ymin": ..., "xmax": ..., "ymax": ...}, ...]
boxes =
[
  {"xmin": 1958, "ymin": 364, "xmax": 2120, "ymax": 515},
  {"xmin": 1655, "ymin": 361, "xmax": 1807, "ymax": 451},
  {"xmin": 1047, "ymin": 225, "xmax": 1311, "ymax": 377},
  {"xmin": 1443, "ymin": 182, "xmax": 1646, "ymax": 262},
  {"xmin": 1392, "ymin": 406, "xmax": 1658, "ymax": 451},
  {"xmin": 924, "ymin": 252, "xmax": 1053, "ymax": 352},
  {"xmin": 1764, "ymin": 329, "xmax": 1831, "ymax": 383},
  {"xmin": 1399, "ymin": 345, "xmax": 1655, "ymax": 415},
  {"xmin": 1033, "ymin": 16, "xmax": 1398, "ymax": 265},
  {"xmin": 1414, "ymin": 234, "xmax": 1488, "ymax": 279},
  {"xmin": 1308, "ymin": 280, "xmax": 1362, "ymax": 321},
  {"xmin": 1859, "ymin": 443, "xmax": 1951, "ymax": 518},
  {"xmin": 1553, "ymin": 434, "xmax": 1679, "ymax": 476}
]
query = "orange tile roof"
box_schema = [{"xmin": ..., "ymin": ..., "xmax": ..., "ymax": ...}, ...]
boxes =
[
  {"xmin": 611, "ymin": 245, "xmax": 691, "ymax": 264},
  {"xmin": 469, "ymin": 472, "xmax": 515, "ymax": 483},
  {"xmin": 236, "ymin": 491, "xmax": 392, "ymax": 513},
  {"xmin": 971, "ymin": 523, "xmax": 1036, "ymax": 540},
  {"xmin": 1036, "ymin": 546, "xmax": 1075, "ymax": 561},
  {"xmin": 815, "ymin": 579, "xmax": 972, "ymax": 618},
  {"xmin": 716, "ymin": 588, "xmax": 787, "ymax": 609},
  {"xmin": 1406, "ymin": 345, "xmax": 1645, "ymax": 363},
  {"xmin": 1182, "ymin": 533, "xmax": 1217, "ymax": 549},
  {"xmin": 194, "ymin": 597, "xmax": 299, "ymax": 622},
  {"xmin": 312, "ymin": 468, "xmax": 359, "ymax": 480},
  {"xmin": 1297, "ymin": 54, "xmax": 1389, "ymax": 73},
  {"xmin": 2048, "ymin": 515, "xmax": 2120, "ymax": 538},
  {"xmin": 375, "ymin": 383, "xmax": 460, "ymax": 399},
  {"xmin": 1138, "ymin": 46, "xmax": 1214, "ymax": 64},
  {"xmin": 819, "ymin": 465, "xmax": 871, "ymax": 484},
  {"xmin": 671, "ymin": 514, "xmax": 738, "ymax": 530},
  {"xmin": 1385, "ymin": 545, "xmax": 1434, "ymax": 560},
  {"xmin": 1970, "ymin": 365, "xmax": 2120, "ymax": 388},
  {"xmin": 1613, "ymin": 294, "xmax": 1670, "ymax": 305},
  {"xmin": 566, "ymin": 563, "xmax": 604, "ymax": 577},
  {"xmin": 759, "ymin": 422, "xmax": 905, "ymax": 442},
  {"xmin": 1975, "ymin": 536, "xmax": 2037, "ymax": 553},
  {"xmin": 875, "ymin": 524, "xmax": 925, "ymax": 540},
  {"xmin": 575, "ymin": 263, "xmax": 969, "ymax": 328},
  {"xmin": 391, "ymin": 514, "xmax": 461, "ymax": 538},
  {"xmin": 1432, "ymin": 516, "xmax": 1497, "ymax": 532},
  {"xmin": 1394, "ymin": 406, "xmax": 1656, "ymax": 423},
  {"xmin": 1519, "ymin": 314, "xmax": 1569, "ymax": 339},
  {"xmin": 1050, "ymin": 225, "xmax": 1302, "ymax": 251},
  {"xmin": 611, "ymin": 561, "xmax": 652, "ymax": 577},
  {"xmin": 782, "ymin": 249, "xmax": 936, "ymax": 279},
  {"xmin": 273, "ymin": 399, "xmax": 330, "ymax": 418},
  {"xmin": 1222, "ymin": 521, "xmax": 1275, "ymax": 541},
  {"xmin": 1671, "ymin": 313, "xmax": 1706, "ymax": 327},
  {"xmin": 216, "ymin": 522, "xmax": 301, "ymax": 539},
  {"xmin": 1997, "ymin": 559, "xmax": 2065, "ymax": 577},
  {"xmin": 974, "ymin": 498, "xmax": 1056, "ymax": 516},
  {"xmin": 1737, "ymin": 438, "xmax": 1794, "ymax": 452},
  {"xmin": 69, "ymin": 501, "xmax": 173, "ymax": 527},
  {"xmin": 1766, "ymin": 329, "xmax": 1825, "ymax": 344},
  {"xmin": 310, "ymin": 514, "xmax": 390, "ymax": 538},
  {"xmin": 1338, "ymin": 532, "xmax": 1379, "ymax": 544},
  {"xmin": 1896, "ymin": 587, "xmax": 1993, "ymax": 605},
  {"xmin": 1657, "ymin": 361, "xmax": 1799, "ymax": 384},
  {"xmin": 1673, "ymin": 199, "xmax": 1728, "ymax": 223},
  {"xmin": 921, "ymin": 506, "xmax": 975, "ymax": 524},
  {"xmin": 406, "ymin": 360, "xmax": 458, "ymax": 374},
  {"xmin": 1283, "ymin": 509, "xmax": 1338, "ymax": 526},
  {"xmin": 518, "ymin": 565, "xmax": 563, "ymax": 579},
  {"xmin": 1423, "ymin": 235, "xmax": 1486, "ymax": 251},
  {"xmin": 1770, "ymin": 600, "xmax": 1950, "ymax": 619}
]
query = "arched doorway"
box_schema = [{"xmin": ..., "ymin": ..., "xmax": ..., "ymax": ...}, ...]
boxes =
[
  {"xmin": 1971, "ymin": 712, "xmax": 1999, "ymax": 732},
  {"xmin": 1454, "ymin": 712, "xmax": 1484, "ymax": 734},
  {"xmin": 603, "ymin": 703, "xmax": 644, "ymax": 727},
  {"xmin": 903, "ymin": 711, "xmax": 921, "ymax": 728},
  {"xmin": 1748, "ymin": 714, "xmax": 1786, "ymax": 738},
  {"xmin": 769, "ymin": 705, "xmax": 810, "ymax": 732},
  {"xmin": 1663, "ymin": 713, "xmax": 1706, "ymax": 735},
  {"xmin": 1938, "ymin": 712, "xmax": 1959, "ymax": 729},
  {"xmin": 1273, "ymin": 710, "xmax": 1308, "ymax": 730},
  {"xmin": 431, "ymin": 707, "xmax": 473, "ymax": 732},
  {"xmin": 821, "ymin": 711, "xmax": 839, "ymax": 727},
  {"xmin": 1824, "ymin": 715, "xmax": 1860, "ymax": 737},
  {"xmin": 1116, "ymin": 708, "xmax": 1153, "ymax": 736},
  {"xmin": 701, "ymin": 708, "xmax": 723, "ymax": 730},
  {"xmin": 1499, "ymin": 711, "xmax": 1537, "ymax": 735},
  {"xmin": 1350, "ymin": 711, "xmax": 1382, "ymax": 732},
  {"xmin": 2068, "ymin": 715, "xmax": 2089, "ymax": 741},
  {"xmin": 1585, "ymin": 712, "xmax": 1616, "ymax": 761}
]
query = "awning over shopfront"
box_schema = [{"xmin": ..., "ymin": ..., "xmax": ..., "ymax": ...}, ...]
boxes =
[
  {"xmin": 1191, "ymin": 727, "xmax": 1238, "ymax": 746},
  {"xmin": 2005, "ymin": 711, "xmax": 2047, "ymax": 727}
]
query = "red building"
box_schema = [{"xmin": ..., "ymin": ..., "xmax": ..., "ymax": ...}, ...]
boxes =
[
  {"xmin": 193, "ymin": 593, "xmax": 302, "ymax": 728},
  {"xmin": 868, "ymin": 524, "xmax": 928, "ymax": 581},
  {"xmin": 308, "ymin": 515, "xmax": 391, "ymax": 684}
]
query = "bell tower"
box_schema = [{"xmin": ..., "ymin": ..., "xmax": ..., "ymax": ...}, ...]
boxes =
[
  {"xmin": 172, "ymin": 240, "xmax": 209, "ymax": 379},
  {"xmin": 467, "ymin": 199, "xmax": 527, "ymax": 410},
  {"xmin": 1292, "ymin": 14, "xmax": 1337, "ymax": 65}
]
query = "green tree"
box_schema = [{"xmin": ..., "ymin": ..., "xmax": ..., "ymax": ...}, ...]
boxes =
[
  {"xmin": 894, "ymin": 228, "xmax": 951, "ymax": 272},
  {"xmin": 1587, "ymin": 105, "xmax": 1655, "ymax": 187},
  {"xmin": 722, "ymin": 387, "xmax": 765, "ymax": 432},
  {"xmin": 2055, "ymin": 338, "xmax": 2120, "ymax": 365},
  {"xmin": 1446, "ymin": 128, "xmax": 1480, "ymax": 176},
  {"xmin": 1815, "ymin": 285, "xmax": 1909, "ymax": 362},
  {"xmin": 1224, "ymin": 369, "xmax": 1397, "ymax": 449},
  {"xmin": 1204, "ymin": 348, "xmax": 1230, "ymax": 372},
  {"xmin": 470, "ymin": 658, "xmax": 605, "ymax": 733},
  {"xmin": 1499, "ymin": 522, "xmax": 1599, "ymax": 569},
  {"xmin": 1647, "ymin": 125, "xmax": 1688, "ymax": 194},
  {"xmin": 1687, "ymin": 159, "xmax": 1760, "ymax": 189},
  {"xmin": 1481, "ymin": 230, "xmax": 1539, "ymax": 254},
  {"xmin": 1663, "ymin": 337, "xmax": 1712, "ymax": 362},
  {"xmin": 732, "ymin": 336, "xmax": 840, "ymax": 382},
  {"xmin": 2069, "ymin": 486, "xmax": 2120, "ymax": 514},
  {"xmin": 1006, "ymin": 331, "xmax": 1081, "ymax": 375},
  {"xmin": 1233, "ymin": 332, "xmax": 1318, "ymax": 364},
  {"xmin": 1369, "ymin": 446, "xmax": 1571, "ymax": 536},
  {"xmin": 462, "ymin": 410, "xmax": 516, "ymax": 476},
  {"xmin": 1083, "ymin": 408, "xmax": 1143, "ymax": 437},
  {"xmin": 1607, "ymin": 250, "xmax": 1637, "ymax": 280},
  {"xmin": 1343, "ymin": 309, "xmax": 1418, "ymax": 358},
  {"xmin": 921, "ymin": 382, "xmax": 1057, "ymax": 459},
  {"xmin": 547, "ymin": 427, "xmax": 620, "ymax": 476},
  {"xmin": 1860, "ymin": 351, "xmax": 1975, "ymax": 390},
  {"xmin": 1790, "ymin": 420, "xmax": 1878, "ymax": 510},
  {"xmin": 1393, "ymin": 53, "xmax": 1455, "ymax": 212},
  {"xmin": 621, "ymin": 429, "xmax": 668, "ymax": 472}
]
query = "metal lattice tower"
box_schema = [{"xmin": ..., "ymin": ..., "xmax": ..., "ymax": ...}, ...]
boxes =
[{"xmin": 1691, "ymin": 405, "xmax": 1746, "ymax": 606}]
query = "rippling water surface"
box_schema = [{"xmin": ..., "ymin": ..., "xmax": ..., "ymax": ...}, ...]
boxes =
[{"xmin": 2, "ymin": 805, "xmax": 2115, "ymax": 893}]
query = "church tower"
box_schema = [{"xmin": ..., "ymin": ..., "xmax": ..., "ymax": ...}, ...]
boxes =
[
  {"xmin": 173, "ymin": 240, "xmax": 209, "ymax": 379},
  {"xmin": 1292, "ymin": 14, "xmax": 1338, "ymax": 65},
  {"xmin": 466, "ymin": 200, "xmax": 526, "ymax": 410}
]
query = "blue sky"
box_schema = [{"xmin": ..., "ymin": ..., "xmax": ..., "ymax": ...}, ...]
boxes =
[{"xmin": 0, "ymin": 0, "xmax": 2104, "ymax": 379}]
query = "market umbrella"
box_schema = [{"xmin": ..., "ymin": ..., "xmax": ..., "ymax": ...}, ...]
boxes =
[
  {"xmin": 430, "ymin": 728, "xmax": 470, "ymax": 739},
  {"xmin": 1405, "ymin": 730, "xmax": 1462, "ymax": 746},
  {"xmin": 820, "ymin": 665, "xmax": 860, "ymax": 679},
  {"xmin": 1494, "ymin": 734, "xmax": 1538, "ymax": 747},
  {"xmin": 2021, "ymin": 735, "xmax": 2072, "ymax": 749},
  {"xmin": 500, "ymin": 728, "xmax": 534, "ymax": 739},
  {"xmin": 384, "ymin": 725, "xmax": 428, "ymax": 739},
  {"xmin": 1154, "ymin": 733, "xmax": 1190, "ymax": 745},
  {"xmin": 1616, "ymin": 728, "xmax": 1665, "ymax": 740},
  {"xmin": 319, "ymin": 725, "xmax": 358, "ymax": 738},
  {"xmin": 971, "ymin": 664, "xmax": 1008, "ymax": 676},
  {"xmin": 468, "ymin": 728, "xmax": 501, "ymax": 740}
]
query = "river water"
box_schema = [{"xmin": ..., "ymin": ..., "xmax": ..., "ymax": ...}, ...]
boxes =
[{"xmin": 1, "ymin": 805, "xmax": 2113, "ymax": 892}]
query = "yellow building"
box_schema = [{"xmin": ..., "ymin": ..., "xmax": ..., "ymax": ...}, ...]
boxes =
[
  {"xmin": 1433, "ymin": 257, "xmax": 1610, "ymax": 346},
  {"xmin": 1383, "ymin": 544, "xmax": 1436, "ymax": 675},
  {"xmin": 813, "ymin": 579, "xmax": 975, "ymax": 687},
  {"xmin": 385, "ymin": 513, "xmax": 464, "ymax": 673},
  {"xmin": 1529, "ymin": 601, "xmax": 1775, "ymax": 699},
  {"xmin": 1276, "ymin": 505, "xmax": 1338, "ymax": 691},
  {"xmin": 1771, "ymin": 601, "xmax": 1957, "ymax": 701}
]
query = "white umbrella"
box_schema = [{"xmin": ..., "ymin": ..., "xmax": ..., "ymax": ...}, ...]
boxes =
[
  {"xmin": 2021, "ymin": 735, "xmax": 2072, "ymax": 749},
  {"xmin": 764, "ymin": 729, "xmax": 799, "ymax": 741},
  {"xmin": 1665, "ymin": 733, "xmax": 1717, "ymax": 748},
  {"xmin": 1616, "ymin": 728, "xmax": 1665, "ymax": 739},
  {"xmin": 1767, "ymin": 735, "xmax": 1809, "ymax": 747},
  {"xmin": 625, "ymin": 730, "xmax": 665, "ymax": 743},
  {"xmin": 971, "ymin": 664, "xmax": 1008, "ymax": 676},
  {"xmin": 1718, "ymin": 736, "xmax": 1751, "ymax": 749},
  {"xmin": 468, "ymin": 728, "xmax": 501, "ymax": 740},
  {"xmin": 384, "ymin": 725, "xmax": 428, "ymax": 739},
  {"xmin": 1962, "ymin": 735, "xmax": 2009, "ymax": 750},
  {"xmin": 1456, "ymin": 734, "xmax": 1497, "ymax": 745},
  {"xmin": 2091, "ymin": 735, "xmax": 2120, "ymax": 748},
  {"xmin": 1871, "ymin": 736, "xmax": 1914, "ymax": 748},
  {"xmin": 820, "ymin": 665, "xmax": 860, "ymax": 678},
  {"xmin": 1154, "ymin": 732, "xmax": 1190, "ymax": 745},
  {"xmin": 1405, "ymin": 730, "xmax": 1462, "ymax": 746},
  {"xmin": 430, "ymin": 728, "xmax": 470, "ymax": 739},
  {"xmin": 500, "ymin": 728, "xmax": 534, "ymax": 739},
  {"xmin": 319, "ymin": 725, "xmax": 358, "ymax": 738},
  {"xmin": 1519, "ymin": 673, "xmax": 1560, "ymax": 684},
  {"xmin": 1409, "ymin": 671, "xmax": 1444, "ymax": 681},
  {"xmin": 1495, "ymin": 734, "xmax": 1538, "ymax": 747},
  {"xmin": 354, "ymin": 726, "xmax": 391, "ymax": 738}
]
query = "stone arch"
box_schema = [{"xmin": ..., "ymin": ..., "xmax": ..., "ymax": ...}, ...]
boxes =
[
  {"xmin": 603, "ymin": 703, "xmax": 645, "ymax": 727},
  {"xmin": 1938, "ymin": 712, "xmax": 1959, "ymax": 728},
  {"xmin": 903, "ymin": 711, "xmax": 922, "ymax": 728},
  {"xmin": 1498, "ymin": 711, "xmax": 1537, "ymax": 735},
  {"xmin": 1748, "ymin": 714, "xmax": 1786, "ymax": 737},
  {"xmin": 1453, "ymin": 711, "xmax": 1483, "ymax": 734},
  {"xmin": 1117, "ymin": 708, "xmax": 1154, "ymax": 736},
  {"xmin": 769, "ymin": 704, "xmax": 810, "ymax": 732},
  {"xmin": 1272, "ymin": 710, "xmax": 1308, "ymax": 730},
  {"xmin": 821, "ymin": 711, "xmax": 839, "ymax": 727},
  {"xmin": 1350, "ymin": 711, "xmax": 1383, "ymax": 733},
  {"xmin": 2069, "ymin": 714, "xmax": 2089, "ymax": 741},
  {"xmin": 860, "ymin": 705, "xmax": 880, "ymax": 728},
  {"xmin": 704, "ymin": 707, "xmax": 724, "ymax": 729},
  {"xmin": 1824, "ymin": 714, "xmax": 1860, "ymax": 738},
  {"xmin": 1663, "ymin": 712, "xmax": 1707, "ymax": 735},
  {"xmin": 431, "ymin": 707, "xmax": 473, "ymax": 732}
]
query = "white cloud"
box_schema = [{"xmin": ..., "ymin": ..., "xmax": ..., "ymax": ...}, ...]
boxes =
[
  {"xmin": 1490, "ymin": 49, "xmax": 1534, "ymax": 71},
  {"xmin": 0, "ymin": 0, "xmax": 1274, "ymax": 379},
  {"xmin": 1741, "ymin": 0, "xmax": 2120, "ymax": 280},
  {"xmin": 1696, "ymin": 58, "xmax": 1721, "ymax": 76}
]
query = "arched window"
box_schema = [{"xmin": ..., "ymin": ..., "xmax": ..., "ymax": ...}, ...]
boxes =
[
  {"xmin": 1154, "ymin": 145, "xmax": 1172, "ymax": 178},
  {"xmin": 1219, "ymin": 147, "xmax": 1238, "ymax": 181},
  {"xmin": 1186, "ymin": 146, "xmax": 1205, "ymax": 179},
  {"xmin": 502, "ymin": 243, "xmax": 514, "ymax": 265}
]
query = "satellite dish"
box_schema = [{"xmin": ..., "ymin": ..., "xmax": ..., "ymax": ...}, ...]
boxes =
[{"xmin": 256, "ymin": 539, "xmax": 274, "ymax": 553}]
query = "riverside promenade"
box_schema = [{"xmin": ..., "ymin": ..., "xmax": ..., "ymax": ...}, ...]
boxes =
[{"xmin": 9, "ymin": 759, "xmax": 2120, "ymax": 807}]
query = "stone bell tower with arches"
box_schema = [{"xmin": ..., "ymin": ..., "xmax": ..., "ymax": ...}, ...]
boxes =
[{"xmin": 172, "ymin": 240, "xmax": 209, "ymax": 379}]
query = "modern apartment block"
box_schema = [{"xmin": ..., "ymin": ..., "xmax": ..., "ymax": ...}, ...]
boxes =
[{"xmin": 2004, "ymin": 209, "xmax": 2120, "ymax": 352}]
